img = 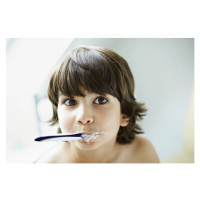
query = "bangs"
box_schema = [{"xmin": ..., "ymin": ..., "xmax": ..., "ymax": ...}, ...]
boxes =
[{"xmin": 57, "ymin": 48, "xmax": 120, "ymax": 98}]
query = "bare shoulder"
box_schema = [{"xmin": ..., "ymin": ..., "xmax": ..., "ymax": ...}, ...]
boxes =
[
  {"xmin": 131, "ymin": 135, "xmax": 160, "ymax": 163},
  {"xmin": 35, "ymin": 143, "xmax": 64, "ymax": 163}
]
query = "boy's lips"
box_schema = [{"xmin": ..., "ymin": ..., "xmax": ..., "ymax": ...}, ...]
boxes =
[{"xmin": 78, "ymin": 132, "xmax": 101, "ymax": 143}]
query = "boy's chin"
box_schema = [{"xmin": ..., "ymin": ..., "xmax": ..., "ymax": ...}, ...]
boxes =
[{"xmin": 71, "ymin": 139, "xmax": 102, "ymax": 151}]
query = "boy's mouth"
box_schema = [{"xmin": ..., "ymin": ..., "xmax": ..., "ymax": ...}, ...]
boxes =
[{"xmin": 79, "ymin": 132, "xmax": 101, "ymax": 143}]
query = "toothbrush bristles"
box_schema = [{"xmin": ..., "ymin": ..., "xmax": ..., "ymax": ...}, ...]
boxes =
[
  {"xmin": 81, "ymin": 133, "xmax": 87, "ymax": 139},
  {"xmin": 81, "ymin": 132, "xmax": 99, "ymax": 140}
]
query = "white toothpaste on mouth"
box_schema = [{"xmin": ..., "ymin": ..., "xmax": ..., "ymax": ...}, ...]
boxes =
[{"xmin": 81, "ymin": 132, "xmax": 101, "ymax": 143}]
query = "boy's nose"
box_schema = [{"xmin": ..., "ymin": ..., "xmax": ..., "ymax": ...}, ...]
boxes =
[{"xmin": 75, "ymin": 105, "xmax": 94, "ymax": 125}]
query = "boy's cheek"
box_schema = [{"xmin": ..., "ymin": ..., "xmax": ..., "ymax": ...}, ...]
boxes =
[{"xmin": 58, "ymin": 116, "xmax": 71, "ymax": 132}]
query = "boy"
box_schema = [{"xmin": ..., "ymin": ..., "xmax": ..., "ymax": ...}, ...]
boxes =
[{"xmin": 36, "ymin": 46, "xmax": 159, "ymax": 163}]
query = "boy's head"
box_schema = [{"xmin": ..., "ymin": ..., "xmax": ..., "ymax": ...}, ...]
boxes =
[{"xmin": 48, "ymin": 46, "xmax": 147, "ymax": 144}]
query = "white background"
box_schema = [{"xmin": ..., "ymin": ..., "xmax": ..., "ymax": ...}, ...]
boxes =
[{"xmin": 1, "ymin": 0, "xmax": 200, "ymax": 200}]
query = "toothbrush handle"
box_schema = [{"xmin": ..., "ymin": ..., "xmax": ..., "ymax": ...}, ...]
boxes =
[{"xmin": 34, "ymin": 133, "xmax": 83, "ymax": 142}]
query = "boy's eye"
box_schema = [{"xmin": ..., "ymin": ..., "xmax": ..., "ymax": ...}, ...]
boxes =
[
  {"xmin": 94, "ymin": 96, "xmax": 108, "ymax": 104},
  {"xmin": 64, "ymin": 99, "xmax": 77, "ymax": 106}
]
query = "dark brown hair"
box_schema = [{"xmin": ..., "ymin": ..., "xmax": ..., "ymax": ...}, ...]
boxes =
[{"xmin": 48, "ymin": 46, "xmax": 147, "ymax": 144}]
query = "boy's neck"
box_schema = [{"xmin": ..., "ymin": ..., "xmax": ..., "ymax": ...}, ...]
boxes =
[{"xmin": 63, "ymin": 139, "xmax": 119, "ymax": 163}]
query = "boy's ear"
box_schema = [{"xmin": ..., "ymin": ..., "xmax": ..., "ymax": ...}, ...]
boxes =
[{"xmin": 120, "ymin": 114, "xmax": 130, "ymax": 127}]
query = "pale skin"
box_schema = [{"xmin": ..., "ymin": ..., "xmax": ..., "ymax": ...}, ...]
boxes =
[{"xmin": 36, "ymin": 90, "xmax": 160, "ymax": 163}]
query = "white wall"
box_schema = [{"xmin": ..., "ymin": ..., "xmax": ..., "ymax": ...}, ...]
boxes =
[{"xmin": 66, "ymin": 38, "xmax": 194, "ymax": 161}]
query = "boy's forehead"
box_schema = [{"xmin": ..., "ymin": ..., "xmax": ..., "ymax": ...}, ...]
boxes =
[{"xmin": 58, "ymin": 91, "xmax": 64, "ymax": 97}]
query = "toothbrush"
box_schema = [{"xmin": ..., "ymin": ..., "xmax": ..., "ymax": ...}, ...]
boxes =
[{"xmin": 34, "ymin": 133, "xmax": 87, "ymax": 142}]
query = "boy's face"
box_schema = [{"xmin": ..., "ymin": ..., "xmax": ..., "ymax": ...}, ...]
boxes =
[{"xmin": 57, "ymin": 89, "xmax": 128, "ymax": 150}]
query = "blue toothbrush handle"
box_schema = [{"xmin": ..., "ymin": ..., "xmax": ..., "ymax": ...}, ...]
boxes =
[{"xmin": 34, "ymin": 133, "xmax": 85, "ymax": 142}]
